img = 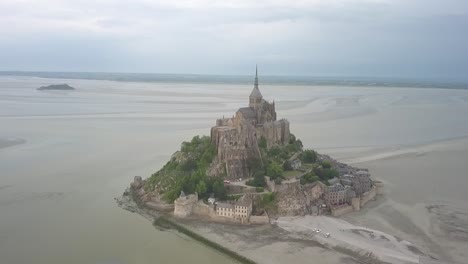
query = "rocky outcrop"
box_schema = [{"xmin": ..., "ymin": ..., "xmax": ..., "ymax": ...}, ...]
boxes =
[
  {"xmin": 276, "ymin": 181, "xmax": 311, "ymax": 216},
  {"xmin": 275, "ymin": 181, "xmax": 326, "ymax": 216},
  {"xmin": 37, "ymin": 84, "xmax": 75, "ymax": 90},
  {"xmin": 210, "ymin": 121, "xmax": 261, "ymax": 179}
]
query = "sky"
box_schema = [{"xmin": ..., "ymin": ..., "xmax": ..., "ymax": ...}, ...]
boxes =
[{"xmin": 1, "ymin": 0, "xmax": 467, "ymax": 79}]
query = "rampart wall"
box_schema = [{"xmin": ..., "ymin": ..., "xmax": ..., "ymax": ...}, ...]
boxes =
[{"xmin": 360, "ymin": 187, "xmax": 376, "ymax": 207}]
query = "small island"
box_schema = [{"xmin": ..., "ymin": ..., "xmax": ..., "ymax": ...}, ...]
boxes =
[
  {"xmin": 117, "ymin": 68, "xmax": 435, "ymax": 264},
  {"xmin": 37, "ymin": 84, "xmax": 75, "ymax": 90}
]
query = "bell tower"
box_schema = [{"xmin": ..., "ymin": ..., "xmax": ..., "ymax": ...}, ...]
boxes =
[{"xmin": 249, "ymin": 65, "xmax": 263, "ymax": 109}]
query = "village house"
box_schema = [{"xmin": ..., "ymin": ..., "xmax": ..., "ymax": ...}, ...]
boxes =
[
  {"xmin": 215, "ymin": 195, "xmax": 252, "ymax": 223},
  {"xmin": 325, "ymin": 184, "xmax": 356, "ymax": 206},
  {"xmin": 289, "ymin": 158, "xmax": 302, "ymax": 170},
  {"xmin": 234, "ymin": 195, "xmax": 252, "ymax": 222},
  {"xmin": 309, "ymin": 181, "xmax": 326, "ymax": 200},
  {"xmin": 216, "ymin": 202, "xmax": 234, "ymax": 217}
]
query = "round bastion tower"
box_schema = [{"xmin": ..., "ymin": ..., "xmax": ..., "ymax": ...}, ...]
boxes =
[{"xmin": 249, "ymin": 65, "xmax": 263, "ymax": 110}]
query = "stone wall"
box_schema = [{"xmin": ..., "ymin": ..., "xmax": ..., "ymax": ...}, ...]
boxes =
[
  {"xmin": 360, "ymin": 187, "xmax": 376, "ymax": 207},
  {"xmin": 174, "ymin": 194, "xmax": 198, "ymax": 217},
  {"xmin": 256, "ymin": 119, "xmax": 290, "ymax": 148},
  {"xmin": 250, "ymin": 215, "xmax": 270, "ymax": 224},
  {"xmin": 225, "ymin": 185, "xmax": 247, "ymax": 194},
  {"xmin": 331, "ymin": 205, "xmax": 354, "ymax": 217},
  {"xmin": 351, "ymin": 197, "xmax": 360, "ymax": 211},
  {"xmin": 374, "ymin": 181, "xmax": 384, "ymax": 195},
  {"xmin": 192, "ymin": 201, "xmax": 215, "ymax": 217},
  {"xmin": 145, "ymin": 202, "xmax": 174, "ymax": 211},
  {"xmin": 265, "ymin": 177, "xmax": 276, "ymax": 192}
]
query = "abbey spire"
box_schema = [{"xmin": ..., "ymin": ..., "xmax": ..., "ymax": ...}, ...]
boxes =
[
  {"xmin": 249, "ymin": 65, "xmax": 263, "ymax": 109},
  {"xmin": 254, "ymin": 64, "xmax": 259, "ymax": 89}
]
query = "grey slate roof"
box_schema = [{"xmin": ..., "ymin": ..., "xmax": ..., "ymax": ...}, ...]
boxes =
[
  {"xmin": 235, "ymin": 195, "xmax": 252, "ymax": 207},
  {"xmin": 249, "ymin": 87, "xmax": 262, "ymax": 98},
  {"xmin": 237, "ymin": 107, "xmax": 256, "ymax": 119},
  {"xmin": 217, "ymin": 202, "xmax": 234, "ymax": 209}
]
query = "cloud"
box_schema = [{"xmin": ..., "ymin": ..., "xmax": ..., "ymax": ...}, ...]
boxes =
[{"xmin": 0, "ymin": 0, "xmax": 467, "ymax": 78}]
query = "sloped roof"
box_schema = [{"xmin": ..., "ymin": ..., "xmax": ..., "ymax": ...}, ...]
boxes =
[
  {"xmin": 249, "ymin": 87, "xmax": 262, "ymax": 98},
  {"xmin": 235, "ymin": 195, "xmax": 252, "ymax": 207},
  {"xmin": 217, "ymin": 202, "xmax": 234, "ymax": 209},
  {"xmin": 237, "ymin": 107, "xmax": 256, "ymax": 119}
]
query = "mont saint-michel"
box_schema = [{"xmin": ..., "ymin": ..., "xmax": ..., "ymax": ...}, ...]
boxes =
[
  {"xmin": 117, "ymin": 68, "xmax": 440, "ymax": 264},
  {"xmin": 126, "ymin": 67, "xmax": 382, "ymax": 221}
]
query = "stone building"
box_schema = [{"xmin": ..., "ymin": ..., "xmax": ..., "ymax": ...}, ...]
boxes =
[
  {"xmin": 309, "ymin": 181, "xmax": 326, "ymax": 200},
  {"xmin": 289, "ymin": 159, "xmax": 302, "ymax": 170},
  {"xmin": 209, "ymin": 66, "xmax": 290, "ymax": 179},
  {"xmin": 215, "ymin": 195, "xmax": 252, "ymax": 222},
  {"xmin": 234, "ymin": 195, "xmax": 252, "ymax": 222},
  {"xmin": 174, "ymin": 191, "xmax": 198, "ymax": 217},
  {"xmin": 325, "ymin": 184, "xmax": 356, "ymax": 206},
  {"xmin": 216, "ymin": 202, "xmax": 234, "ymax": 217},
  {"xmin": 355, "ymin": 170, "xmax": 373, "ymax": 194}
]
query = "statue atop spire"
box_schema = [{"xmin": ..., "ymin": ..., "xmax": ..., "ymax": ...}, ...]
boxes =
[{"xmin": 249, "ymin": 65, "xmax": 262, "ymax": 109}]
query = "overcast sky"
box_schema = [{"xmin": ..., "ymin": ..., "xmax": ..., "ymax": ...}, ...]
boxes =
[{"xmin": 1, "ymin": 0, "xmax": 467, "ymax": 79}]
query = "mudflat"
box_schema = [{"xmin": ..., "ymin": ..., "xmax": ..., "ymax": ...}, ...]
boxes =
[{"xmin": 1, "ymin": 76, "xmax": 468, "ymax": 263}]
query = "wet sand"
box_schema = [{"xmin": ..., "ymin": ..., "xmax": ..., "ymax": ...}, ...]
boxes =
[
  {"xmin": 330, "ymin": 138, "xmax": 468, "ymax": 264},
  {"xmin": 1, "ymin": 76, "xmax": 468, "ymax": 263}
]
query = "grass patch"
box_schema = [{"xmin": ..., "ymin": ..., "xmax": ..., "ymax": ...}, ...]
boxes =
[
  {"xmin": 226, "ymin": 194, "xmax": 243, "ymax": 201},
  {"xmin": 153, "ymin": 216, "xmax": 256, "ymax": 264},
  {"xmin": 282, "ymin": 170, "xmax": 303, "ymax": 179}
]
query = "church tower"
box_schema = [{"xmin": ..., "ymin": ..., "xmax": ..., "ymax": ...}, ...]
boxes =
[{"xmin": 249, "ymin": 65, "xmax": 263, "ymax": 110}]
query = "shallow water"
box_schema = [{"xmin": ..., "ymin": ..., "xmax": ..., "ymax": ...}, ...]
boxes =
[{"xmin": 1, "ymin": 76, "xmax": 468, "ymax": 263}]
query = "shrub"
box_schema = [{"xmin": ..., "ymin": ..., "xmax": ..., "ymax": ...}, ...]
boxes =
[
  {"xmin": 301, "ymin": 149, "xmax": 317, "ymax": 163},
  {"xmin": 289, "ymin": 134, "xmax": 297, "ymax": 144},
  {"xmin": 259, "ymin": 192, "xmax": 277, "ymax": 213},
  {"xmin": 300, "ymin": 172, "xmax": 320, "ymax": 184},
  {"xmin": 256, "ymin": 187, "xmax": 264, "ymax": 192},
  {"xmin": 323, "ymin": 168, "xmax": 339, "ymax": 179},
  {"xmin": 258, "ymin": 136, "xmax": 267, "ymax": 149},
  {"xmin": 266, "ymin": 161, "xmax": 283, "ymax": 179},
  {"xmin": 274, "ymin": 177, "xmax": 282, "ymax": 185},
  {"xmin": 283, "ymin": 161, "xmax": 293, "ymax": 171},
  {"xmin": 246, "ymin": 174, "xmax": 265, "ymax": 187},
  {"xmin": 321, "ymin": 160, "xmax": 332, "ymax": 169}
]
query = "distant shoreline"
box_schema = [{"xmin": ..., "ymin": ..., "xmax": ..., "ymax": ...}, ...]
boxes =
[
  {"xmin": 1, "ymin": 71, "xmax": 467, "ymax": 89},
  {"xmin": 0, "ymin": 138, "xmax": 26, "ymax": 150}
]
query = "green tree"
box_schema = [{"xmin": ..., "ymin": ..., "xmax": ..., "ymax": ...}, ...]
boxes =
[
  {"xmin": 301, "ymin": 149, "xmax": 317, "ymax": 163},
  {"xmin": 300, "ymin": 172, "xmax": 320, "ymax": 184},
  {"xmin": 274, "ymin": 177, "xmax": 283, "ymax": 184},
  {"xmin": 247, "ymin": 157, "xmax": 264, "ymax": 178},
  {"xmin": 321, "ymin": 160, "xmax": 332, "ymax": 169},
  {"xmin": 323, "ymin": 168, "xmax": 339, "ymax": 180},
  {"xmin": 289, "ymin": 133, "xmax": 297, "ymax": 144},
  {"xmin": 283, "ymin": 161, "xmax": 292, "ymax": 171},
  {"xmin": 196, "ymin": 180, "xmax": 207, "ymax": 196},
  {"xmin": 266, "ymin": 161, "xmax": 283, "ymax": 179},
  {"xmin": 212, "ymin": 179, "xmax": 226, "ymax": 199},
  {"xmin": 258, "ymin": 136, "xmax": 267, "ymax": 149}
]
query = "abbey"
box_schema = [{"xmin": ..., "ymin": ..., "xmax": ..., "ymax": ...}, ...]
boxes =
[{"xmin": 209, "ymin": 67, "xmax": 290, "ymax": 179}]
